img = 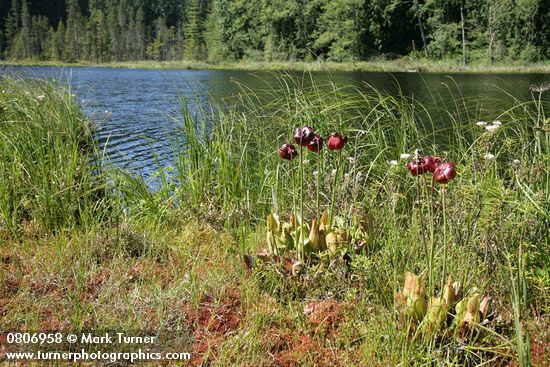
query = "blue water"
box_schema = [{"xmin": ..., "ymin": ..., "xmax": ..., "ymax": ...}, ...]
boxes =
[{"xmin": 2, "ymin": 65, "xmax": 549, "ymax": 176}]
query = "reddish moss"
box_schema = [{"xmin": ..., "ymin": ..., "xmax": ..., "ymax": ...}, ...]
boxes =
[
  {"xmin": 530, "ymin": 326, "xmax": 549, "ymax": 367},
  {"xmin": 185, "ymin": 287, "xmax": 243, "ymax": 366},
  {"xmin": 269, "ymin": 328, "xmax": 346, "ymax": 367},
  {"xmin": 304, "ymin": 299, "xmax": 346, "ymax": 337}
]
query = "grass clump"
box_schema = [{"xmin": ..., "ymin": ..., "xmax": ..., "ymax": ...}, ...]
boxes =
[{"xmin": 0, "ymin": 77, "xmax": 108, "ymax": 238}]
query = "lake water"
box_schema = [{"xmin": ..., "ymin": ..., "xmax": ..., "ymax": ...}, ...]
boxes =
[{"xmin": 2, "ymin": 65, "xmax": 549, "ymax": 177}]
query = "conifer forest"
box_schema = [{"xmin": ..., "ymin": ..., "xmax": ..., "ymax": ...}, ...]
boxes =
[{"xmin": 1, "ymin": 0, "xmax": 550, "ymax": 64}]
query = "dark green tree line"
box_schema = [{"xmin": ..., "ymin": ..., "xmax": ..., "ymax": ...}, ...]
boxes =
[{"xmin": 1, "ymin": 0, "xmax": 549, "ymax": 63}]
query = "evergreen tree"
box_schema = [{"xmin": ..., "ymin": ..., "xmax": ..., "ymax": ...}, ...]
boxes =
[
  {"xmin": 86, "ymin": 8, "xmax": 108, "ymax": 62},
  {"xmin": 117, "ymin": 0, "xmax": 128, "ymax": 60},
  {"xmin": 184, "ymin": 0, "xmax": 205, "ymax": 61},
  {"xmin": 64, "ymin": 0, "xmax": 82, "ymax": 61},
  {"xmin": 204, "ymin": 0, "xmax": 224, "ymax": 62},
  {"xmin": 54, "ymin": 20, "xmax": 65, "ymax": 60},
  {"xmin": 136, "ymin": 4, "xmax": 146, "ymax": 59},
  {"xmin": 364, "ymin": 0, "xmax": 418, "ymax": 56},
  {"xmin": 147, "ymin": 17, "xmax": 166, "ymax": 61},
  {"xmin": 216, "ymin": 0, "xmax": 264, "ymax": 60},
  {"xmin": 126, "ymin": 4, "xmax": 137, "ymax": 60},
  {"xmin": 20, "ymin": 0, "xmax": 31, "ymax": 58},
  {"xmin": 4, "ymin": 0, "xmax": 20, "ymax": 57},
  {"xmin": 44, "ymin": 25, "xmax": 56, "ymax": 60},
  {"xmin": 30, "ymin": 15, "xmax": 50, "ymax": 59},
  {"xmin": 313, "ymin": 0, "xmax": 366, "ymax": 61},
  {"xmin": 108, "ymin": 4, "xmax": 122, "ymax": 61},
  {"xmin": 534, "ymin": 0, "xmax": 550, "ymax": 58},
  {"xmin": 0, "ymin": 29, "xmax": 4, "ymax": 56}
]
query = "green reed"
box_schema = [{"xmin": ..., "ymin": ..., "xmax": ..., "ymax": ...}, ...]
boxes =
[{"xmin": 0, "ymin": 77, "xmax": 110, "ymax": 238}]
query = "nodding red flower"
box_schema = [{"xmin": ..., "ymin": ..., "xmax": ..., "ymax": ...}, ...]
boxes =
[
  {"xmin": 422, "ymin": 156, "xmax": 440, "ymax": 173},
  {"xmin": 294, "ymin": 126, "xmax": 316, "ymax": 146},
  {"xmin": 407, "ymin": 161, "xmax": 425, "ymax": 176},
  {"xmin": 307, "ymin": 135, "xmax": 323, "ymax": 153},
  {"xmin": 279, "ymin": 143, "xmax": 298, "ymax": 160},
  {"xmin": 406, "ymin": 155, "xmax": 440, "ymax": 176},
  {"xmin": 434, "ymin": 162, "xmax": 456, "ymax": 184},
  {"xmin": 327, "ymin": 132, "xmax": 348, "ymax": 150}
]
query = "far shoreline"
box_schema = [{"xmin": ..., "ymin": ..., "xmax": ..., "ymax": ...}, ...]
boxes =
[{"xmin": 2, "ymin": 59, "xmax": 550, "ymax": 74}]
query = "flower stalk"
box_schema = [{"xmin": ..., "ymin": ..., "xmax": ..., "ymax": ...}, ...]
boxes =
[
  {"xmin": 440, "ymin": 185, "xmax": 448, "ymax": 292},
  {"xmin": 406, "ymin": 154, "xmax": 456, "ymax": 296}
]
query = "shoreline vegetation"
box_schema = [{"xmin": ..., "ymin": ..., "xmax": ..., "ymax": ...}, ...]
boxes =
[
  {"xmin": 3, "ymin": 59, "xmax": 550, "ymax": 74},
  {"xmin": 1, "ymin": 76, "xmax": 548, "ymax": 365},
  {"xmin": 1, "ymin": 1, "xmax": 550, "ymax": 79}
]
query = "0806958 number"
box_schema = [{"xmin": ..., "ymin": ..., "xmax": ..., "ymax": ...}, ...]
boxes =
[{"xmin": 6, "ymin": 333, "xmax": 63, "ymax": 344}]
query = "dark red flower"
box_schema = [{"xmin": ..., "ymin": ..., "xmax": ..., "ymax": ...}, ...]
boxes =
[
  {"xmin": 406, "ymin": 155, "xmax": 440, "ymax": 176},
  {"xmin": 422, "ymin": 156, "xmax": 439, "ymax": 173},
  {"xmin": 279, "ymin": 143, "xmax": 298, "ymax": 160},
  {"xmin": 307, "ymin": 135, "xmax": 323, "ymax": 153},
  {"xmin": 407, "ymin": 161, "xmax": 424, "ymax": 176},
  {"xmin": 294, "ymin": 126, "xmax": 316, "ymax": 146},
  {"xmin": 434, "ymin": 162, "xmax": 456, "ymax": 184},
  {"xmin": 327, "ymin": 132, "xmax": 348, "ymax": 150}
]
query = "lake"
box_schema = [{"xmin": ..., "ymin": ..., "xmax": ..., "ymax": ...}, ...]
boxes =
[{"xmin": 2, "ymin": 65, "xmax": 549, "ymax": 177}]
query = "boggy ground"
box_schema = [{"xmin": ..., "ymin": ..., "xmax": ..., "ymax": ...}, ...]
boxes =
[
  {"xmin": 0, "ymin": 221, "xmax": 370, "ymax": 366},
  {"xmin": 1, "ymin": 220, "xmax": 548, "ymax": 366},
  {"xmin": 0, "ymin": 76, "xmax": 549, "ymax": 366}
]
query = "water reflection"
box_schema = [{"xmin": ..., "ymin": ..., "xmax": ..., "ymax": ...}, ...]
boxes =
[{"xmin": 1, "ymin": 65, "xmax": 549, "ymax": 176}]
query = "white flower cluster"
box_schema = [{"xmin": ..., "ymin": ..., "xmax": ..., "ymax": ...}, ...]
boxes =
[
  {"xmin": 387, "ymin": 152, "xmax": 411, "ymax": 167},
  {"xmin": 476, "ymin": 120, "xmax": 502, "ymax": 132}
]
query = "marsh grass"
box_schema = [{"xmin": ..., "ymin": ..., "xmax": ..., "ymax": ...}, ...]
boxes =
[
  {"xmin": 0, "ymin": 77, "xmax": 111, "ymax": 239},
  {"xmin": 1, "ymin": 74, "xmax": 548, "ymax": 365},
  {"xmin": 161, "ymin": 76, "xmax": 430, "ymax": 225},
  {"xmin": 5, "ymin": 58, "xmax": 550, "ymax": 74}
]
